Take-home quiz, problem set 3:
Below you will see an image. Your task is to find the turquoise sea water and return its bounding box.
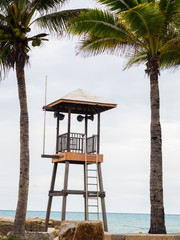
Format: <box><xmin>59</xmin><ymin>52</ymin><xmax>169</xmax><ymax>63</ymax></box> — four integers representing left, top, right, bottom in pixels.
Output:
<box><xmin>1</xmin><ymin>210</ymin><xmax>180</xmax><ymax>234</ymax></box>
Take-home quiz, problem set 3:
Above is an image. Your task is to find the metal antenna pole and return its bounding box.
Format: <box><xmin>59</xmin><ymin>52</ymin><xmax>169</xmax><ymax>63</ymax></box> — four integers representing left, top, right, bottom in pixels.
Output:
<box><xmin>43</xmin><ymin>76</ymin><xmax>48</xmax><ymax>155</ymax></box>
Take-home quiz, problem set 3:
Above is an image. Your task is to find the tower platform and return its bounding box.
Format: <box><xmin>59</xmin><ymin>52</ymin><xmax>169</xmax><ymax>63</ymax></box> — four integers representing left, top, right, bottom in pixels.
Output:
<box><xmin>52</xmin><ymin>152</ymin><xmax>103</xmax><ymax>164</ymax></box>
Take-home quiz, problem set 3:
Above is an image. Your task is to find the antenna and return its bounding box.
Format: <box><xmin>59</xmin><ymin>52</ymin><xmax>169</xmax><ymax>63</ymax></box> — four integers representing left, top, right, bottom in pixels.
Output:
<box><xmin>43</xmin><ymin>76</ymin><xmax>47</xmax><ymax>155</ymax></box>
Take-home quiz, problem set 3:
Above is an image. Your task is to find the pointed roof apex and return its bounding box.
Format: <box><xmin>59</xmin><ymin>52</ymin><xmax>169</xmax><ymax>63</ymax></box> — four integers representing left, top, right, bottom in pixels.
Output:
<box><xmin>61</xmin><ymin>88</ymin><xmax>115</xmax><ymax>105</ymax></box>
<box><xmin>44</xmin><ymin>89</ymin><xmax>117</xmax><ymax>114</ymax></box>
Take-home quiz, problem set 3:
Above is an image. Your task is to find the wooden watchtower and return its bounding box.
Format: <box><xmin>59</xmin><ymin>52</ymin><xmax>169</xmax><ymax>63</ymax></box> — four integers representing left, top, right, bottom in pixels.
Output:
<box><xmin>42</xmin><ymin>89</ymin><xmax>117</xmax><ymax>232</ymax></box>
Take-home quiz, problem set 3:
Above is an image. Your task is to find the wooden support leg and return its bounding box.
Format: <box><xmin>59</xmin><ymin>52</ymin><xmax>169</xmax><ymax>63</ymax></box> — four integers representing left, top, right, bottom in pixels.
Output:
<box><xmin>97</xmin><ymin>163</ymin><xmax>108</xmax><ymax>232</ymax></box>
<box><xmin>61</xmin><ymin>161</ymin><xmax>70</xmax><ymax>221</ymax></box>
<box><xmin>44</xmin><ymin>163</ymin><xmax>58</xmax><ymax>231</ymax></box>
<box><xmin>84</xmin><ymin>163</ymin><xmax>88</xmax><ymax>220</ymax></box>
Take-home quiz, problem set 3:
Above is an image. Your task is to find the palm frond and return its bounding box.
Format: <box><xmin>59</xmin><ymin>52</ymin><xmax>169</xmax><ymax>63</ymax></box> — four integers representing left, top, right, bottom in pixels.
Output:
<box><xmin>97</xmin><ymin>0</ymin><xmax>139</xmax><ymax>13</ymax></box>
<box><xmin>122</xmin><ymin>3</ymin><xmax>164</xmax><ymax>39</ymax></box>
<box><xmin>0</xmin><ymin>0</ymin><xmax>12</xmax><ymax>12</ymax></box>
<box><xmin>137</xmin><ymin>0</ymin><xmax>152</xmax><ymax>3</ymax></box>
<box><xmin>0</xmin><ymin>42</ymin><xmax>13</xmax><ymax>80</ymax></box>
<box><xmin>69</xmin><ymin>9</ymin><xmax>132</xmax><ymax>41</ymax></box>
<box><xmin>160</xmin><ymin>37</ymin><xmax>180</xmax><ymax>55</ymax></box>
<box><xmin>31</xmin><ymin>0</ymin><xmax>67</xmax><ymax>12</ymax></box>
<box><xmin>125</xmin><ymin>51</ymin><xmax>147</xmax><ymax>68</ymax></box>
<box><xmin>36</xmin><ymin>9</ymin><xmax>84</xmax><ymax>34</ymax></box>
<box><xmin>158</xmin><ymin>0</ymin><xmax>180</xmax><ymax>23</ymax></box>
<box><xmin>173</xmin><ymin>13</ymin><xmax>180</xmax><ymax>30</ymax></box>
<box><xmin>77</xmin><ymin>35</ymin><xmax>136</xmax><ymax>57</ymax></box>
<box><xmin>25</xmin><ymin>7</ymin><xmax>36</xmax><ymax>28</ymax></box>
<box><xmin>163</xmin><ymin>24</ymin><xmax>180</xmax><ymax>42</ymax></box>
<box><xmin>160</xmin><ymin>44</ymin><xmax>180</xmax><ymax>69</ymax></box>
<box><xmin>0</xmin><ymin>13</ymin><xmax>13</xmax><ymax>30</ymax></box>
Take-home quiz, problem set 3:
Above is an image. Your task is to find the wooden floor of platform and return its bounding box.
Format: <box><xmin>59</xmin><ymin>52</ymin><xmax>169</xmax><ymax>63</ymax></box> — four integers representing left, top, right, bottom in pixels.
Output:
<box><xmin>52</xmin><ymin>152</ymin><xmax>103</xmax><ymax>163</ymax></box>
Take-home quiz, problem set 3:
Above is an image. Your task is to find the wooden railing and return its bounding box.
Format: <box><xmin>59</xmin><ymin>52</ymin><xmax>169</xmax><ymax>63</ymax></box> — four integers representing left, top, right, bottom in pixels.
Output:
<box><xmin>58</xmin><ymin>133</ymin><xmax>97</xmax><ymax>153</ymax></box>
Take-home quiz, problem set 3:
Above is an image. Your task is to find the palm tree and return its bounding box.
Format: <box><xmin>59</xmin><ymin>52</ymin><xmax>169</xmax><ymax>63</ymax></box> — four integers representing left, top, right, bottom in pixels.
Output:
<box><xmin>0</xmin><ymin>1</ymin><xmax>84</xmax><ymax>239</ymax></box>
<box><xmin>68</xmin><ymin>0</ymin><xmax>180</xmax><ymax>234</ymax></box>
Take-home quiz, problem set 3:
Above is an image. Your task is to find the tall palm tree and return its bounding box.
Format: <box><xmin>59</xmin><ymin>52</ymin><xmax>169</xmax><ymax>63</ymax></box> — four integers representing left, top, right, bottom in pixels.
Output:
<box><xmin>0</xmin><ymin>1</ymin><xmax>83</xmax><ymax>239</ymax></box>
<box><xmin>68</xmin><ymin>0</ymin><xmax>180</xmax><ymax>234</ymax></box>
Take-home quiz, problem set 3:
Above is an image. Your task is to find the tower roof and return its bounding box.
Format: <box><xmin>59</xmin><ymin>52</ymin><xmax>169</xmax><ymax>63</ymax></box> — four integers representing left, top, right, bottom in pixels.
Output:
<box><xmin>43</xmin><ymin>89</ymin><xmax>117</xmax><ymax>114</ymax></box>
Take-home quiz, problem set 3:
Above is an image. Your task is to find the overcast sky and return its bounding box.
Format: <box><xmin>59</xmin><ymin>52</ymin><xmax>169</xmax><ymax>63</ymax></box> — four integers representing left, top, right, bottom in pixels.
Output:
<box><xmin>0</xmin><ymin>0</ymin><xmax>180</xmax><ymax>216</ymax></box>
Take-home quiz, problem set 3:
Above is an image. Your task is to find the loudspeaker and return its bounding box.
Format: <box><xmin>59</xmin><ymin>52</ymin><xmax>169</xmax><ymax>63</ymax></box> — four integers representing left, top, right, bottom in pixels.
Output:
<box><xmin>54</xmin><ymin>112</ymin><xmax>65</xmax><ymax>120</ymax></box>
<box><xmin>77</xmin><ymin>114</ymin><xmax>94</xmax><ymax>122</ymax></box>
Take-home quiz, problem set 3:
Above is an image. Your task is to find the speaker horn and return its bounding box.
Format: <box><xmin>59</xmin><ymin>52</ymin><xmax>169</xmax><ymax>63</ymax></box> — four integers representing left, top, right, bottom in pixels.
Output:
<box><xmin>54</xmin><ymin>112</ymin><xmax>65</xmax><ymax>121</ymax></box>
<box><xmin>77</xmin><ymin>114</ymin><xmax>94</xmax><ymax>122</ymax></box>
<box><xmin>59</xmin><ymin>113</ymin><xmax>65</xmax><ymax>121</ymax></box>
<box><xmin>77</xmin><ymin>115</ymin><xmax>84</xmax><ymax>122</ymax></box>
<box><xmin>87</xmin><ymin>115</ymin><xmax>94</xmax><ymax>121</ymax></box>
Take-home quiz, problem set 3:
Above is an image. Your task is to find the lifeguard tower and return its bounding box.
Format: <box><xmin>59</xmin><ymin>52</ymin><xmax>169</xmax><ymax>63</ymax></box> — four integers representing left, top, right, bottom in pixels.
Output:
<box><xmin>42</xmin><ymin>89</ymin><xmax>117</xmax><ymax>232</ymax></box>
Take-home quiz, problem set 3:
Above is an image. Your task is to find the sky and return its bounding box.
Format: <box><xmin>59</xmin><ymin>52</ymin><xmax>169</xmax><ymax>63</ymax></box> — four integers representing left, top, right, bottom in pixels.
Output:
<box><xmin>0</xmin><ymin>0</ymin><xmax>180</xmax><ymax>216</ymax></box>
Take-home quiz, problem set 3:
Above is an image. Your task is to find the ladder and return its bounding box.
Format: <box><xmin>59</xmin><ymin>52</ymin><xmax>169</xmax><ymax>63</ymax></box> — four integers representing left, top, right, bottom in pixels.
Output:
<box><xmin>84</xmin><ymin>135</ymin><xmax>100</xmax><ymax>220</ymax></box>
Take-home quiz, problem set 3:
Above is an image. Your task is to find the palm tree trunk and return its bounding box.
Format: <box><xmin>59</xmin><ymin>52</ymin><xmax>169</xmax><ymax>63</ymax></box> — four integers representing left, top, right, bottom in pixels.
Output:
<box><xmin>148</xmin><ymin>55</ymin><xmax>166</xmax><ymax>234</ymax></box>
<box><xmin>9</xmin><ymin>59</ymin><xmax>29</xmax><ymax>239</ymax></box>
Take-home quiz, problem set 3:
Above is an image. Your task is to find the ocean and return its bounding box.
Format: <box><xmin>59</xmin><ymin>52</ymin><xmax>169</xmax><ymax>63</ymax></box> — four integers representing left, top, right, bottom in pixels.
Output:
<box><xmin>0</xmin><ymin>210</ymin><xmax>180</xmax><ymax>234</ymax></box>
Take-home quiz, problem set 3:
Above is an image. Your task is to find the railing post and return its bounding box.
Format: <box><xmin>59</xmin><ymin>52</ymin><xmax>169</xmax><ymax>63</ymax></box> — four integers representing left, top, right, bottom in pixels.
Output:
<box><xmin>85</xmin><ymin>114</ymin><xmax>88</xmax><ymax>149</ymax></box>
<box><xmin>97</xmin><ymin>113</ymin><xmax>100</xmax><ymax>154</ymax></box>
<box><xmin>67</xmin><ymin>108</ymin><xmax>71</xmax><ymax>152</ymax></box>
<box><xmin>56</xmin><ymin>114</ymin><xmax>60</xmax><ymax>153</ymax></box>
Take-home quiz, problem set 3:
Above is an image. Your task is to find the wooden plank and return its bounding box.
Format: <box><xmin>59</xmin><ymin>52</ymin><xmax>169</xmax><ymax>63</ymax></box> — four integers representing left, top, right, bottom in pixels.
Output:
<box><xmin>98</xmin><ymin>163</ymin><xmax>108</xmax><ymax>232</ymax></box>
<box><xmin>46</xmin><ymin>99</ymin><xmax>117</xmax><ymax>109</ymax></box>
<box><xmin>61</xmin><ymin>161</ymin><xmax>69</xmax><ymax>221</ymax></box>
<box><xmin>41</xmin><ymin>154</ymin><xmax>63</xmax><ymax>159</ymax></box>
<box><xmin>49</xmin><ymin>191</ymin><xmax>63</xmax><ymax>196</ymax></box>
<box><xmin>44</xmin><ymin>163</ymin><xmax>58</xmax><ymax>231</ymax></box>
<box><xmin>49</xmin><ymin>190</ymin><xmax>105</xmax><ymax>196</ymax></box>
<box><xmin>52</xmin><ymin>152</ymin><xmax>103</xmax><ymax>163</ymax></box>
